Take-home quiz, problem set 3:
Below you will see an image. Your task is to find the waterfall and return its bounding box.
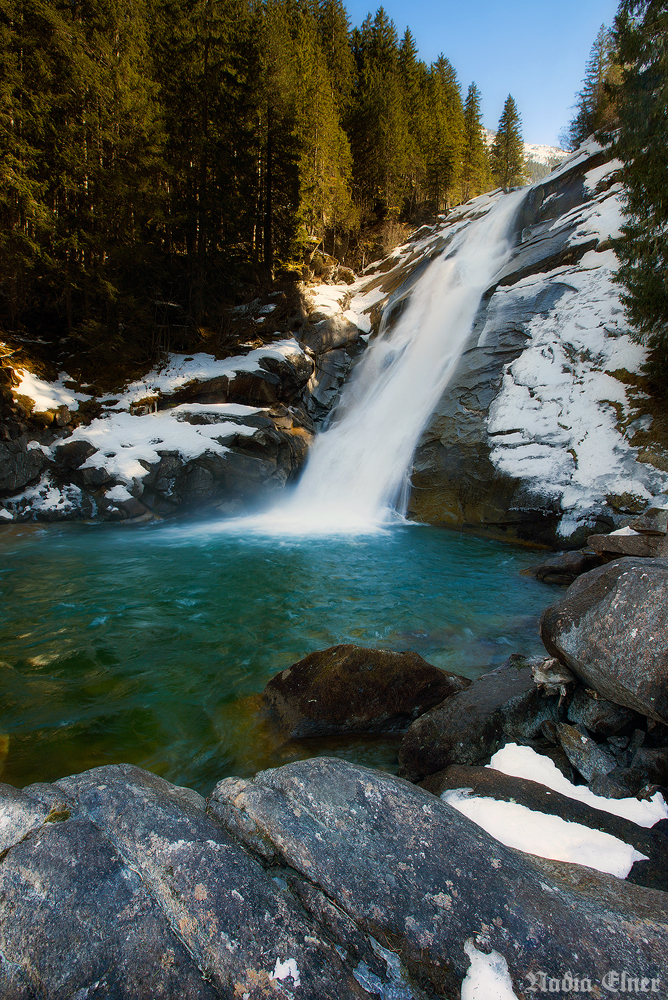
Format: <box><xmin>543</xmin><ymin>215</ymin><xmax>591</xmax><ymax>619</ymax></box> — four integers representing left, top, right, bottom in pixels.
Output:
<box><xmin>228</xmin><ymin>188</ymin><xmax>525</xmax><ymax>535</ymax></box>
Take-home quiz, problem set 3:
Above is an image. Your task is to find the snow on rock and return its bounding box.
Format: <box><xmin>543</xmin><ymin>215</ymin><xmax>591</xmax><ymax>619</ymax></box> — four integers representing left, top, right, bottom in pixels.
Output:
<box><xmin>486</xmin><ymin>175</ymin><xmax>667</xmax><ymax>538</ymax></box>
<box><xmin>488</xmin><ymin>744</ymin><xmax>668</xmax><ymax>828</ymax></box>
<box><xmin>442</xmin><ymin>788</ymin><xmax>647</xmax><ymax>878</ymax></box>
<box><xmin>119</xmin><ymin>339</ymin><xmax>305</xmax><ymax>407</ymax></box>
<box><xmin>13</xmin><ymin>368</ymin><xmax>90</xmax><ymax>412</ymax></box>
<box><xmin>65</xmin><ymin>403</ymin><xmax>260</xmax><ymax>488</ymax></box>
<box><xmin>461</xmin><ymin>941</ymin><xmax>520</xmax><ymax>1000</ymax></box>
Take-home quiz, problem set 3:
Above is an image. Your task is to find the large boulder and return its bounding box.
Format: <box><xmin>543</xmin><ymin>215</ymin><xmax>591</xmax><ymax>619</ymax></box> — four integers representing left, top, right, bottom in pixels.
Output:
<box><xmin>262</xmin><ymin>643</ymin><xmax>469</xmax><ymax>738</ymax></box>
<box><xmin>0</xmin><ymin>766</ymin><xmax>371</xmax><ymax>999</ymax></box>
<box><xmin>540</xmin><ymin>558</ymin><xmax>668</xmax><ymax>723</ymax></box>
<box><xmin>397</xmin><ymin>654</ymin><xmax>563</xmax><ymax>781</ymax></box>
<box><xmin>210</xmin><ymin>757</ymin><xmax>668</xmax><ymax>998</ymax></box>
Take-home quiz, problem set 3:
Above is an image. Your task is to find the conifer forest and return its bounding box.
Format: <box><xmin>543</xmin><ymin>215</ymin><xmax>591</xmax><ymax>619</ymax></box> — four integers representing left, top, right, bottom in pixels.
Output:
<box><xmin>0</xmin><ymin>0</ymin><xmax>666</xmax><ymax>389</ymax></box>
<box><xmin>0</xmin><ymin>0</ymin><xmax>524</xmax><ymax>363</ymax></box>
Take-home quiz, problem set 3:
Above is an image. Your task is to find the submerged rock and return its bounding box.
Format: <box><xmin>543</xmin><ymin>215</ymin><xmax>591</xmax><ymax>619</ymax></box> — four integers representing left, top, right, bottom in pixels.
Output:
<box><xmin>262</xmin><ymin>644</ymin><xmax>469</xmax><ymax>738</ymax></box>
<box><xmin>540</xmin><ymin>558</ymin><xmax>668</xmax><ymax>723</ymax></box>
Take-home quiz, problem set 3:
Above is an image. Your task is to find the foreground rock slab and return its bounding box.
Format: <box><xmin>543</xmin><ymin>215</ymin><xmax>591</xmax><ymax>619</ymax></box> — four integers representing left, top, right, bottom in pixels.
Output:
<box><xmin>0</xmin><ymin>766</ymin><xmax>371</xmax><ymax>999</ymax></box>
<box><xmin>210</xmin><ymin>757</ymin><xmax>668</xmax><ymax>998</ymax></box>
<box><xmin>262</xmin><ymin>644</ymin><xmax>469</xmax><ymax>738</ymax></box>
<box><xmin>541</xmin><ymin>558</ymin><xmax>668</xmax><ymax>723</ymax></box>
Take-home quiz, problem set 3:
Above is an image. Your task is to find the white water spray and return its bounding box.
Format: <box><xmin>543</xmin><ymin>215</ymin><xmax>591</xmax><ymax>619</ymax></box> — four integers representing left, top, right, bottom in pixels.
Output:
<box><xmin>222</xmin><ymin>189</ymin><xmax>525</xmax><ymax>536</ymax></box>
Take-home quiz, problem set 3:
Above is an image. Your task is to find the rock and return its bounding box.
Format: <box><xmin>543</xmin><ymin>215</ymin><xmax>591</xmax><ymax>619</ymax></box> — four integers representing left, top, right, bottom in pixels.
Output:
<box><xmin>0</xmin><ymin>780</ymin><xmax>220</xmax><ymax>999</ymax></box>
<box><xmin>555</xmin><ymin>722</ymin><xmax>618</xmax><ymax>782</ymax></box>
<box><xmin>0</xmin><ymin>765</ymin><xmax>372</xmax><ymax>999</ymax></box>
<box><xmin>209</xmin><ymin>757</ymin><xmax>668</xmax><ymax>996</ymax></box>
<box><xmin>417</xmin><ymin>763</ymin><xmax>668</xmax><ymax>891</ymax></box>
<box><xmin>540</xmin><ymin>558</ymin><xmax>668</xmax><ymax>723</ymax></box>
<box><xmin>305</xmin><ymin>344</ymin><xmax>364</xmax><ymax>424</ymax></box>
<box><xmin>567</xmin><ymin>686</ymin><xmax>638</xmax><ymax>736</ymax></box>
<box><xmin>631</xmin><ymin>748</ymin><xmax>668</xmax><ymax>787</ymax></box>
<box><xmin>298</xmin><ymin>315</ymin><xmax>361</xmax><ymax>355</ymax></box>
<box><xmin>397</xmin><ymin>654</ymin><xmax>563</xmax><ymax>781</ymax></box>
<box><xmin>527</xmin><ymin>548</ymin><xmax>604</xmax><ymax>585</ymax></box>
<box><xmin>262</xmin><ymin>644</ymin><xmax>470</xmax><ymax>739</ymax></box>
<box><xmin>0</xmin><ymin>436</ymin><xmax>47</xmax><ymax>493</ymax></box>
<box><xmin>589</xmin><ymin>768</ymin><xmax>646</xmax><ymax>799</ymax></box>
<box><xmin>53</xmin><ymin>438</ymin><xmax>99</xmax><ymax>469</ymax></box>
<box><xmin>630</xmin><ymin>495</ymin><xmax>668</xmax><ymax>535</ymax></box>
<box><xmin>588</xmin><ymin>531</ymin><xmax>668</xmax><ymax>558</ymax></box>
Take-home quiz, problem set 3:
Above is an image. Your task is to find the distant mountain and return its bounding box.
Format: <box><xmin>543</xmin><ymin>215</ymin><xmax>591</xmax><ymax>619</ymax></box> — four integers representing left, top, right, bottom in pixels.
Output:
<box><xmin>483</xmin><ymin>128</ymin><xmax>567</xmax><ymax>183</ymax></box>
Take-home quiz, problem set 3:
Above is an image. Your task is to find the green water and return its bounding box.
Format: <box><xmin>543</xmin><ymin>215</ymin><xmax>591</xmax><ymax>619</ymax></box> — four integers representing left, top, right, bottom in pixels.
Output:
<box><xmin>0</xmin><ymin>517</ymin><xmax>554</xmax><ymax>793</ymax></box>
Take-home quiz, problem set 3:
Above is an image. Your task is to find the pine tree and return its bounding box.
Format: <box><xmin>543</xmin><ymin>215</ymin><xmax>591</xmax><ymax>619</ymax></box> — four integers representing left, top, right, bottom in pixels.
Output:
<box><xmin>566</xmin><ymin>24</ymin><xmax>620</xmax><ymax>149</ymax></box>
<box><xmin>347</xmin><ymin>8</ymin><xmax>410</xmax><ymax>216</ymax></box>
<box><xmin>292</xmin><ymin>7</ymin><xmax>355</xmax><ymax>244</ymax></box>
<box><xmin>460</xmin><ymin>82</ymin><xmax>489</xmax><ymax>202</ymax></box>
<box><xmin>612</xmin><ymin>0</ymin><xmax>668</xmax><ymax>390</ymax></box>
<box><xmin>491</xmin><ymin>95</ymin><xmax>525</xmax><ymax>191</ymax></box>
<box><xmin>423</xmin><ymin>55</ymin><xmax>463</xmax><ymax>211</ymax></box>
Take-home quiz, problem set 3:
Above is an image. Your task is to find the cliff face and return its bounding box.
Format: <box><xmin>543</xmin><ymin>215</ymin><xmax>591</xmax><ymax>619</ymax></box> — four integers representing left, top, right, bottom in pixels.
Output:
<box><xmin>406</xmin><ymin>141</ymin><xmax>668</xmax><ymax>547</ymax></box>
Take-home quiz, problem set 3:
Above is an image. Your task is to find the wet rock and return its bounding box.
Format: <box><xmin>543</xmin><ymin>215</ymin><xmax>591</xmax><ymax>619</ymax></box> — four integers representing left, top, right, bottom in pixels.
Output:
<box><xmin>417</xmin><ymin>763</ymin><xmax>668</xmax><ymax>891</ymax></box>
<box><xmin>527</xmin><ymin>548</ymin><xmax>604</xmax><ymax>585</ymax></box>
<box><xmin>262</xmin><ymin>644</ymin><xmax>469</xmax><ymax>739</ymax></box>
<box><xmin>588</xmin><ymin>531</ymin><xmax>668</xmax><ymax>558</ymax></box>
<box><xmin>556</xmin><ymin>722</ymin><xmax>617</xmax><ymax>782</ymax></box>
<box><xmin>209</xmin><ymin>757</ymin><xmax>668</xmax><ymax>996</ymax></box>
<box><xmin>567</xmin><ymin>686</ymin><xmax>638</xmax><ymax>736</ymax></box>
<box><xmin>397</xmin><ymin>654</ymin><xmax>563</xmax><ymax>781</ymax></box>
<box><xmin>540</xmin><ymin>558</ymin><xmax>668</xmax><ymax>723</ymax></box>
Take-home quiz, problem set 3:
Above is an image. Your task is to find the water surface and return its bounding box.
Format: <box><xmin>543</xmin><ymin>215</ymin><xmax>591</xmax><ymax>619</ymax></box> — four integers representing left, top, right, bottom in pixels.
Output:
<box><xmin>0</xmin><ymin>517</ymin><xmax>553</xmax><ymax>793</ymax></box>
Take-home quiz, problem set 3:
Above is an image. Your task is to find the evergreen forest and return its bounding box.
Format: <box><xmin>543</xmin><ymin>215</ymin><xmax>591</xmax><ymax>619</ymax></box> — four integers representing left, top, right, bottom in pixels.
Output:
<box><xmin>0</xmin><ymin>0</ymin><xmax>523</xmax><ymax>367</ymax></box>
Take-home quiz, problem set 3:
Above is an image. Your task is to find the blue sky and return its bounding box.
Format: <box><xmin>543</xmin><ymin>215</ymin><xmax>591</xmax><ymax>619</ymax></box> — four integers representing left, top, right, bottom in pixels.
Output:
<box><xmin>344</xmin><ymin>0</ymin><xmax>622</xmax><ymax>147</ymax></box>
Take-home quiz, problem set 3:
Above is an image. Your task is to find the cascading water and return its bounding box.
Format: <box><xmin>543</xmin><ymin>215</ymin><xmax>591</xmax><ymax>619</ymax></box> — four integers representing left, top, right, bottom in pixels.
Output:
<box><xmin>230</xmin><ymin>188</ymin><xmax>525</xmax><ymax>535</ymax></box>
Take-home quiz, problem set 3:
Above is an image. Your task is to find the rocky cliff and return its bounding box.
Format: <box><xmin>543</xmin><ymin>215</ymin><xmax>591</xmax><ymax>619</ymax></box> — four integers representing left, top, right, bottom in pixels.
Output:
<box><xmin>2</xmin><ymin>140</ymin><xmax>667</xmax><ymax>541</ymax></box>
<box><xmin>405</xmin><ymin>141</ymin><xmax>668</xmax><ymax>547</ymax></box>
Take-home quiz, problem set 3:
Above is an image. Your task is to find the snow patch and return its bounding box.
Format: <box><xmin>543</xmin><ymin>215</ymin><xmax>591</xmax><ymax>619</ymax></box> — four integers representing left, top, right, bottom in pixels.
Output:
<box><xmin>442</xmin><ymin>789</ymin><xmax>647</xmax><ymax>878</ymax></box>
<box><xmin>461</xmin><ymin>941</ymin><xmax>519</xmax><ymax>1000</ymax></box>
<box><xmin>489</xmin><ymin>744</ymin><xmax>668</xmax><ymax>828</ymax></box>
<box><xmin>270</xmin><ymin>958</ymin><xmax>300</xmax><ymax>986</ymax></box>
<box><xmin>13</xmin><ymin>369</ymin><xmax>90</xmax><ymax>413</ymax></box>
